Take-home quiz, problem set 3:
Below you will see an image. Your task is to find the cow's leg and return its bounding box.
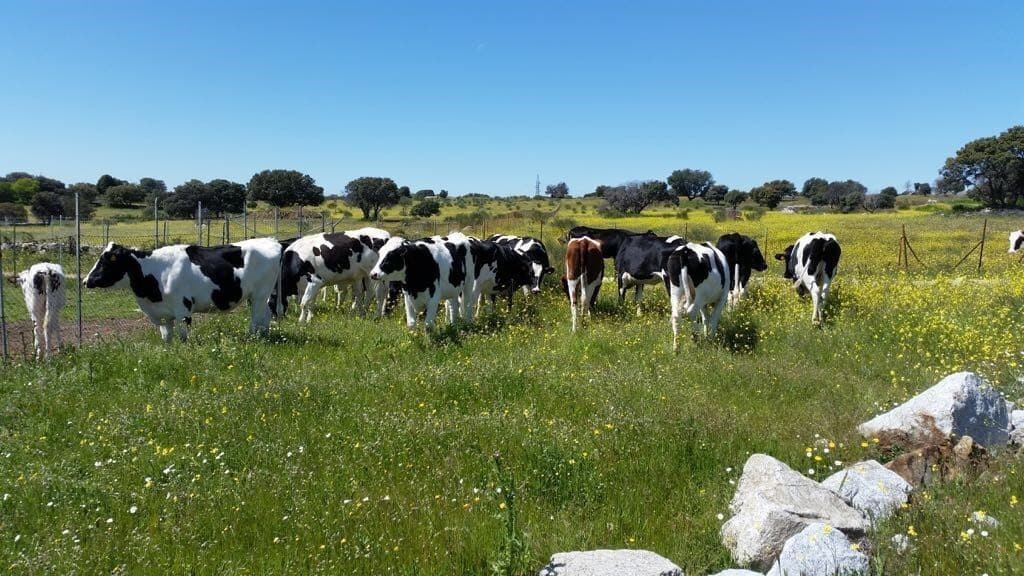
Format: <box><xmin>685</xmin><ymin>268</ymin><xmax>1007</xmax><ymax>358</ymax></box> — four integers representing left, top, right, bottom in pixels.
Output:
<box><xmin>45</xmin><ymin>301</ymin><xmax>61</xmax><ymax>357</ymax></box>
<box><xmin>176</xmin><ymin>317</ymin><xmax>190</xmax><ymax>342</ymax></box>
<box><xmin>403</xmin><ymin>293</ymin><xmax>417</xmax><ymax>330</ymax></box>
<box><xmin>373</xmin><ymin>280</ymin><xmax>387</xmax><ymax>318</ymax></box>
<box><xmin>568</xmin><ymin>278</ymin><xmax>579</xmax><ymax>332</ymax></box>
<box><xmin>670</xmin><ymin>286</ymin><xmax>682</xmax><ymax>353</ymax></box>
<box><xmin>424</xmin><ymin>295</ymin><xmax>443</xmax><ymax>334</ymax></box>
<box><xmin>31</xmin><ymin>315</ymin><xmax>44</xmax><ymax>359</ymax></box>
<box><xmin>617</xmin><ymin>274</ymin><xmax>626</xmax><ymax>306</ymax></box>
<box><xmin>707</xmin><ymin>295</ymin><xmax>727</xmax><ymax>338</ymax></box>
<box><xmin>810</xmin><ymin>284</ymin><xmax>822</xmax><ymax>325</ymax></box>
<box><xmin>248</xmin><ymin>287</ymin><xmax>274</xmax><ymax>335</ymax></box>
<box><xmin>634</xmin><ymin>284</ymin><xmax>644</xmax><ymax>316</ymax></box>
<box><xmin>819</xmin><ymin>279</ymin><xmax>831</xmax><ymax>324</ymax></box>
<box><xmin>298</xmin><ymin>277</ymin><xmax>324</xmax><ymax>323</ymax></box>
<box><xmin>350</xmin><ymin>279</ymin><xmax>369</xmax><ymax>317</ymax></box>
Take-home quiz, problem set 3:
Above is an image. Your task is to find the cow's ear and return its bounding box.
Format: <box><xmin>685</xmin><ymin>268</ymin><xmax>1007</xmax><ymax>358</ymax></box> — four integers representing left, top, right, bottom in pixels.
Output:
<box><xmin>774</xmin><ymin>253</ymin><xmax>788</xmax><ymax>261</ymax></box>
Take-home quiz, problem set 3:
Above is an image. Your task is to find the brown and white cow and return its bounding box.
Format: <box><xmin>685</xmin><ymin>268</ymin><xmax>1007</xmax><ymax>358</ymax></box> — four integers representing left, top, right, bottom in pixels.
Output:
<box><xmin>562</xmin><ymin>236</ymin><xmax>604</xmax><ymax>332</ymax></box>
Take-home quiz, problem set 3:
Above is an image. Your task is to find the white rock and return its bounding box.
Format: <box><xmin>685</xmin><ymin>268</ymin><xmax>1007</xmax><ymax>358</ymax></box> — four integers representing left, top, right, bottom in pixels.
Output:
<box><xmin>891</xmin><ymin>533</ymin><xmax>910</xmax><ymax>553</ymax></box>
<box><xmin>821</xmin><ymin>460</ymin><xmax>913</xmax><ymax>522</ymax></box>
<box><xmin>721</xmin><ymin>454</ymin><xmax>868</xmax><ymax>570</ymax></box>
<box><xmin>537</xmin><ymin>549</ymin><xmax>683</xmax><ymax>576</ymax></box>
<box><xmin>971</xmin><ymin>511</ymin><xmax>1000</xmax><ymax>527</ymax></box>
<box><xmin>1010</xmin><ymin>410</ymin><xmax>1024</xmax><ymax>446</ymax></box>
<box><xmin>857</xmin><ymin>372</ymin><xmax>1009</xmax><ymax>448</ymax></box>
<box><xmin>708</xmin><ymin>570</ymin><xmax>763</xmax><ymax>576</ymax></box>
<box><xmin>765</xmin><ymin>523</ymin><xmax>868</xmax><ymax>576</ymax></box>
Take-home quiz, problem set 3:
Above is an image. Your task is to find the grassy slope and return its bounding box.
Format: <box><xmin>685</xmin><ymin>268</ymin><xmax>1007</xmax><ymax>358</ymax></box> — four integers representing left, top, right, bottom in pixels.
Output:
<box><xmin>1</xmin><ymin>208</ymin><xmax>1023</xmax><ymax>575</ymax></box>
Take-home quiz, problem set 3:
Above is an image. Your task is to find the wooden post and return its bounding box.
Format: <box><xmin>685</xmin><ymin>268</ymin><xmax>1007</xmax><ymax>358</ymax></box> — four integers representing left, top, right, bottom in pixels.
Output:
<box><xmin>978</xmin><ymin>218</ymin><xmax>987</xmax><ymax>273</ymax></box>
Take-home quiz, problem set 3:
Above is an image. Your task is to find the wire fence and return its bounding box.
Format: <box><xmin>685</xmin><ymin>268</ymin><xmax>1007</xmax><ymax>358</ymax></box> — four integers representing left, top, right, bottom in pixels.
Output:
<box><xmin>0</xmin><ymin>197</ymin><xmax>565</xmax><ymax>362</ymax></box>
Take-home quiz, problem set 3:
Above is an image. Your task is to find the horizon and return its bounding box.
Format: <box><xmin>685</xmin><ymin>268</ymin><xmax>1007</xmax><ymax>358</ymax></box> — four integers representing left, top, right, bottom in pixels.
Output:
<box><xmin>2</xmin><ymin>1</ymin><xmax>1022</xmax><ymax>197</ymax></box>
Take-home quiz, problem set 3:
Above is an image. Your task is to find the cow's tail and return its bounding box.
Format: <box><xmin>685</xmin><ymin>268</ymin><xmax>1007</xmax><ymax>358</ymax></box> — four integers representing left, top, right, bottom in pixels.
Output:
<box><xmin>680</xmin><ymin>260</ymin><xmax>694</xmax><ymax>314</ymax></box>
<box><xmin>41</xmin><ymin>270</ymin><xmax>55</xmax><ymax>325</ymax></box>
<box><xmin>274</xmin><ymin>245</ymin><xmax>287</xmax><ymax>316</ymax></box>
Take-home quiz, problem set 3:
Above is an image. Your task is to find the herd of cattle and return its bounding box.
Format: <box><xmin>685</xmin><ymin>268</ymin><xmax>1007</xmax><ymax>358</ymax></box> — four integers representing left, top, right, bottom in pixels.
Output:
<box><xmin>7</xmin><ymin>223</ymin><xmax>860</xmax><ymax>358</ymax></box>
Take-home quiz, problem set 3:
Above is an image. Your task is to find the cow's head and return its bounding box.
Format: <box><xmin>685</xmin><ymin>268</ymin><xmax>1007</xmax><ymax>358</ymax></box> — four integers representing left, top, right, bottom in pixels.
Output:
<box><xmin>744</xmin><ymin>237</ymin><xmax>769</xmax><ymax>272</ymax></box>
<box><xmin>774</xmin><ymin>245</ymin><xmax>796</xmax><ymax>280</ymax></box>
<box><xmin>269</xmin><ymin>250</ymin><xmax>312</xmax><ymax>316</ymax></box>
<box><xmin>1010</xmin><ymin>230</ymin><xmax>1024</xmax><ymax>253</ymax></box>
<box><xmin>84</xmin><ymin>243</ymin><xmax>136</xmax><ymax>288</ymax></box>
<box><xmin>370</xmin><ymin>237</ymin><xmax>409</xmax><ymax>282</ymax></box>
<box><xmin>498</xmin><ymin>251</ymin><xmax>535</xmax><ymax>294</ymax></box>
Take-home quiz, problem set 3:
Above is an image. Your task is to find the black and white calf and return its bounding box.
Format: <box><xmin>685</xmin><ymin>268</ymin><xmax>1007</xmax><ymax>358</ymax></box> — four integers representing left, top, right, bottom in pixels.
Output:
<box><xmin>486</xmin><ymin>235</ymin><xmax>554</xmax><ymax>295</ymax></box>
<box><xmin>1009</xmin><ymin>230</ymin><xmax>1024</xmax><ymax>253</ymax></box>
<box><xmin>665</xmin><ymin>242</ymin><xmax>731</xmax><ymax>351</ymax></box>
<box><xmin>715</xmin><ymin>233</ymin><xmax>768</xmax><ymax>307</ymax></box>
<box><xmin>613</xmin><ymin>233</ymin><xmax>686</xmax><ymax>314</ymax></box>
<box><xmin>468</xmin><ymin>238</ymin><xmax>534</xmax><ymax>316</ymax></box>
<box><xmin>11</xmin><ymin>263</ymin><xmax>66</xmax><ymax>358</ymax></box>
<box><xmin>369</xmin><ymin>233</ymin><xmax>475</xmax><ymax>332</ymax></box>
<box><xmin>84</xmin><ymin>238</ymin><xmax>283</xmax><ymax>342</ymax></box>
<box><xmin>774</xmin><ymin>232</ymin><xmax>841</xmax><ymax>325</ymax></box>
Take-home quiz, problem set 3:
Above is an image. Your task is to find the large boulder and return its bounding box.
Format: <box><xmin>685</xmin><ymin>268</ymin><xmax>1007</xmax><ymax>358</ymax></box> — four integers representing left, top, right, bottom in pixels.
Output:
<box><xmin>721</xmin><ymin>455</ymin><xmax>868</xmax><ymax>570</ymax></box>
<box><xmin>821</xmin><ymin>460</ymin><xmax>913</xmax><ymax>522</ymax></box>
<box><xmin>885</xmin><ymin>435</ymin><xmax>989</xmax><ymax>488</ymax></box>
<box><xmin>1010</xmin><ymin>410</ymin><xmax>1024</xmax><ymax>446</ymax></box>
<box><xmin>537</xmin><ymin>550</ymin><xmax>683</xmax><ymax>576</ymax></box>
<box><xmin>765</xmin><ymin>523</ymin><xmax>869</xmax><ymax>576</ymax></box>
<box><xmin>857</xmin><ymin>372</ymin><xmax>1009</xmax><ymax>449</ymax></box>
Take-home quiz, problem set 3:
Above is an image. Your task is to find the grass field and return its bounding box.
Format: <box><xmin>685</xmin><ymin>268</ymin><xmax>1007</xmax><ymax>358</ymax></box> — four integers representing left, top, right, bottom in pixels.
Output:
<box><xmin>1</xmin><ymin>205</ymin><xmax>1023</xmax><ymax>574</ymax></box>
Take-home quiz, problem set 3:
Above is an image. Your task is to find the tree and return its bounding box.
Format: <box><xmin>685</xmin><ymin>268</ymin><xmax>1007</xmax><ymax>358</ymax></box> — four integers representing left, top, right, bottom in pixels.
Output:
<box><xmin>724</xmin><ymin>189</ymin><xmax>748</xmax><ymax>208</ymax></box>
<box><xmin>0</xmin><ymin>203</ymin><xmax>27</xmax><ymax>222</ymax></box>
<box><xmin>913</xmin><ymin>182</ymin><xmax>933</xmax><ymax>195</ymax></box>
<box><xmin>247</xmin><ymin>169</ymin><xmax>325</xmax><ymax>207</ymax></box>
<box><xmin>96</xmin><ymin>174</ymin><xmax>126</xmax><ymax>195</ymax></box>
<box><xmin>3</xmin><ymin>172</ymin><xmax>33</xmax><ymax>183</ymax></box>
<box><xmin>438</xmin><ymin>190</ymin><xmax>449</xmax><ymax>198</ymax></box>
<box><xmin>0</xmin><ymin>182</ymin><xmax>12</xmax><ymax>203</ymax></box>
<box><xmin>68</xmin><ymin>182</ymin><xmax>100</xmax><ymax>206</ymax></box>
<box><xmin>31</xmin><ymin>192</ymin><xmax>65</xmax><ymax>223</ymax></box>
<box><xmin>802</xmin><ymin>177</ymin><xmax>829</xmax><ymax>205</ymax></box>
<box><xmin>344</xmin><ymin>176</ymin><xmax>401</xmax><ymax>220</ymax></box>
<box><xmin>706</xmin><ymin>184</ymin><xmax>729</xmax><ymax>205</ymax></box>
<box><xmin>589</xmin><ymin>185</ymin><xmax>613</xmax><ymax>198</ymax></box>
<box><xmin>825</xmin><ymin>180</ymin><xmax>867</xmax><ymax>208</ymax></box>
<box><xmin>139</xmin><ymin>178</ymin><xmax>167</xmax><ymax>195</ymax></box>
<box><xmin>602</xmin><ymin>180</ymin><xmax>676</xmax><ymax>214</ymax></box>
<box><xmin>750</xmin><ymin>179</ymin><xmax>795</xmax><ymax>208</ymax></box>
<box><xmin>874</xmin><ymin>186</ymin><xmax>899</xmax><ymax>209</ymax></box>
<box><xmin>941</xmin><ymin>126</ymin><xmax>1024</xmax><ymax>209</ymax></box>
<box><xmin>934</xmin><ymin>176</ymin><xmax>963</xmax><ymax>196</ymax></box>
<box><xmin>545</xmin><ymin>182</ymin><xmax>569</xmax><ymax>198</ymax></box>
<box><xmin>399</xmin><ymin>186</ymin><xmax>411</xmax><ymax>198</ymax></box>
<box><xmin>411</xmin><ymin>198</ymin><xmax>441</xmax><ymax>218</ymax></box>
<box><xmin>11</xmin><ymin>178</ymin><xmax>40</xmax><ymax>203</ymax></box>
<box><xmin>667</xmin><ymin>169</ymin><xmax>714</xmax><ymax>199</ymax></box>
<box><xmin>63</xmin><ymin>191</ymin><xmax>96</xmax><ymax>220</ymax></box>
<box><xmin>414</xmin><ymin>189</ymin><xmax>436</xmax><ymax>199</ymax></box>
<box><xmin>105</xmin><ymin>184</ymin><xmax>147</xmax><ymax>207</ymax></box>
<box><xmin>206</xmin><ymin>179</ymin><xmax>247</xmax><ymax>215</ymax></box>
<box><xmin>35</xmin><ymin>175</ymin><xmax>65</xmax><ymax>193</ymax></box>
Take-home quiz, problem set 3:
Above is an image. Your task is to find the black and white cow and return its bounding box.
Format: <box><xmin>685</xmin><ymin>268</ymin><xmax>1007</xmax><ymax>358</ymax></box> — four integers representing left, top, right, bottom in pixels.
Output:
<box><xmin>565</xmin><ymin>226</ymin><xmax>651</xmax><ymax>259</ymax></box>
<box><xmin>275</xmin><ymin>227</ymin><xmax>390</xmax><ymax>323</ymax></box>
<box><xmin>468</xmin><ymin>238</ymin><xmax>535</xmax><ymax>316</ymax></box>
<box><xmin>715</xmin><ymin>233</ymin><xmax>768</xmax><ymax>307</ymax></box>
<box><xmin>613</xmin><ymin>233</ymin><xmax>686</xmax><ymax>314</ymax></box>
<box><xmin>1008</xmin><ymin>230</ymin><xmax>1024</xmax><ymax>253</ymax></box>
<box><xmin>665</xmin><ymin>242</ymin><xmax>731</xmax><ymax>351</ymax></box>
<box><xmin>369</xmin><ymin>233</ymin><xmax>475</xmax><ymax>333</ymax></box>
<box><xmin>774</xmin><ymin>232</ymin><xmax>841</xmax><ymax>325</ymax></box>
<box><xmin>84</xmin><ymin>238</ymin><xmax>283</xmax><ymax>342</ymax></box>
<box><xmin>11</xmin><ymin>262</ymin><xmax>66</xmax><ymax>358</ymax></box>
<box><xmin>486</xmin><ymin>235</ymin><xmax>555</xmax><ymax>295</ymax></box>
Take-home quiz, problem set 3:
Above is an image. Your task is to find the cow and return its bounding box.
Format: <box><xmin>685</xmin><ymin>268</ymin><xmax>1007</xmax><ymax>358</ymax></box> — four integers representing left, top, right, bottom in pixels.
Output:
<box><xmin>468</xmin><ymin>238</ymin><xmax>535</xmax><ymax>316</ymax></box>
<box><xmin>369</xmin><ymin>233</ymin><xmax>475</xmax><ymax>333</ymax></box>
<box><xmin>665</xmin><ymin>242</ymin><xmax>731</xmax><ymax>351</ymax></box>
<box><xmin>774</xmin><ymin>232</ymin><xmax>841</xmax><ymax>325</ymax></box>
<box><xmin>565</xmin><ymin>226</ymin><xmax>651</xmax><ymax>259</ymax></box>
<box><xmin>613</xmin><ymin>233</ymin><xmax>686</xmax><ymax>314</ymax></box>
<box><xmin>274</xmin><ymin>227</ymin><xmax>390</xmax><ymax>323</ymax></box>
<box><xmin>1009</xmin><ymin>230</ymin><xmax>1024</xmax><ymax>253</ymax></box>
<box><xmin>83</xmin><ymin>238</ymin><xmax>282</xmax><ymax>342</ymax></box>
<box><xmin>486</xmin><ymin>235</ymin><xmax>555</xmax><ymax>295</ymax></box>
<box><xmin>715</xmin><ymin>233</ymin><xmax>769</xmax><ymax>307</ymax></box>
<box><xmin>563</xmin><ymin>236</ymin><xmax>604</xmax><ymax>332</ymax></box>
<box><xmin>11</xmin><ymin>262</ymin><xmax>66</xmax><ymax>359</ymax></box>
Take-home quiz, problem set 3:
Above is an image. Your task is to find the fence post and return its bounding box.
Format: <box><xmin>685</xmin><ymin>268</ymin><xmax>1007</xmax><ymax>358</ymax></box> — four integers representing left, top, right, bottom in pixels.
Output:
<box><xmin>154</xmin><ymin>196</ymin><xmax>159</xmax><ymax>248</ymax></box>
<box><xmin>274</xmin><ymin>207</ymin><xmax>279</xmax><ymax>238</ymax></box>
<box><xmin>321</xmin><ymin>212</ymin><xmax>326</xmax><ymax>233</ymax></box>
<box><xmin>225</xmin><ymin>216</ymin><xmax>230</xmax><ymax>244</ymax></box>
<box><xmin>978</xmin><ymin>218</ymin><xmax>987</xmax><ymax>273</ymax></box>
<box><xmin>298</xmin><ymin>207</ymin><xmax>304</xmax><ymax>236</ymax></box>
<box><xmin>197</xmin><ymin>201</ymin><xmax>203</xmax><ymax>245</ymax></box>
<box><xmin>243</xmin><ymin>202</ymin><xmax>248</xmax><ymax>240</ymax></box>
<box><xmin>0</xmin><ymin>236</ymin><xmax>8</xmax><ymax>362</ymax></box>
<box><xmin>76</xmin><ymin>192</ymin><xmax>83</xmax><ymax>347</ymax></box>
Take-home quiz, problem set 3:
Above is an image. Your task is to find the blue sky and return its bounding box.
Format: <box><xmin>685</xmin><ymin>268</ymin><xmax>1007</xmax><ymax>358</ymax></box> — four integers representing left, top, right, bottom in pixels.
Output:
<box><xmin>2</xmin><ymin>0</ymin><xmax>1022</xmax><ymax>196</ymax></box>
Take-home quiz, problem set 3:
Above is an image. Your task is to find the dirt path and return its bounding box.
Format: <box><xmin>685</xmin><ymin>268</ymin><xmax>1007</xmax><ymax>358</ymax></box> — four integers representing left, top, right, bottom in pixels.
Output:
<box><xmin>1</xmin><ymin>316</ymin><xmax>151</xmax><ymax>359</ymax></box>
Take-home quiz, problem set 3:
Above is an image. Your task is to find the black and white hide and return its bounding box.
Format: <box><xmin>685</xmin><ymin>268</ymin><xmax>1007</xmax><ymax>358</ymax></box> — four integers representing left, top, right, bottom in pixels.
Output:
<box><xmin>12</xmin><ymin>262</ymin><xmax>66</xmax><ymax>358</ymax></box>
<box><xmin>84</xmin><ymin>238</ymin><xmax>282</xmax><ymax>342</ymax></box>
<box><xmin>665</xmin><ymin>242</ymin><xmax>730</xmax><ymax>350</ymax></box>
<box><xmin>774</xmin><ymin>232</ymin><xmax>841</xmax><ymax>325</ymax></box>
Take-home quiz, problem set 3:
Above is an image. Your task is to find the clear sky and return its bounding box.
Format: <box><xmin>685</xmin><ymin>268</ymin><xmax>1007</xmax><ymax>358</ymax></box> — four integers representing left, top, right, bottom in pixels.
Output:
<box><xmin>2</xmin><ymin>0</ymin><xmax>1022</xmax><ymax>197</ymax></box>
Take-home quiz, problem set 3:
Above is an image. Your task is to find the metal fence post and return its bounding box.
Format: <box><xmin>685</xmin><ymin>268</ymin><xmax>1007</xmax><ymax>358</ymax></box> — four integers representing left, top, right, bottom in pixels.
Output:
<box><xmin>321</xmin><ymin>212</ymin><xmax>326</xmax><ymax>233</ymax></box>
<box><xmin>274</xmin><ymin>207</ymin><xmax>279</xmax><ymax>238</ymax></box>
<box><xmin>76</xmin><ymin>192</ymin><xmax>82</xmax><ymax>347</ymax></box>
<box><xmin>0</xmin><ymin>237</ymin><xmax>8</xmax><ymax>362</ymax></box>
<box><xmin>298</xmin><ymin>207</ymin><xmax>304</xmax><ymax>237</ymax></box>
<box><xmin>197</xmin><ymin>201</ymin><xmax>203</xmax><ymax>245</ymax></box>
<box><xmin>154</xmin><ymin>196</ymin><xmax>159</xmax><ymax>248</ymax></box>
<box><xmin>243</xmin><ymin>202</ymin><xmax>248</xmax><ymax>239</ymax></box>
